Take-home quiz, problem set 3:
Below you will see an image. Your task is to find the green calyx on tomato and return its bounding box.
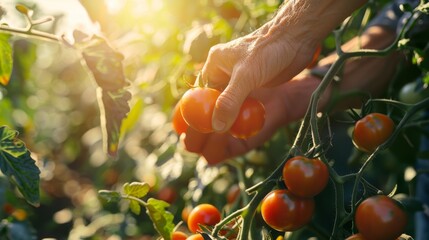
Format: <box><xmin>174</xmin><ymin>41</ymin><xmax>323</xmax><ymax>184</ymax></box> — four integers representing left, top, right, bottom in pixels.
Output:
<box><xmin>282</xmin><ymin>156</ymin><xmax>329</xmax><ymax>198</ymax></box>
<box><xmin>261</xmin><ymin>189</ymin><xmax>314</xmax><ymax>232</ymax></box>
<box><xmin>355</xmin><ymin>195</ymin><xmax>407</xmax><ymax>240</ymax></box>
<box><xmin>352</xmin><ymin>113</ymin><xmax>394</xmax><ymax>153</ymax></box>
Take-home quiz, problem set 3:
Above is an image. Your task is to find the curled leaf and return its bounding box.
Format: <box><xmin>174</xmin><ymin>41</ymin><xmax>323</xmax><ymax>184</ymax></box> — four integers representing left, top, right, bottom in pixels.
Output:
<box><xmin>0</xmin><ymin>126</ymin><xmax>40</xmax><ymax>207</ymax></box>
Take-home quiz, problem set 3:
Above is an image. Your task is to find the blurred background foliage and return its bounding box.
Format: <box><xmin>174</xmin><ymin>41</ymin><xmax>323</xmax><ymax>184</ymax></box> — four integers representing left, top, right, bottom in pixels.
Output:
<box><xmin>0</xmin><ymin>0</ymin><xmax>425</xmax><ymax>239</ymax></box>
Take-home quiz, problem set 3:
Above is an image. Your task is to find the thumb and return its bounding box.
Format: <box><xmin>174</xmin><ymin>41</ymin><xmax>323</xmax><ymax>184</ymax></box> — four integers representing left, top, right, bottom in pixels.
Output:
<box><xmin>212</xmin><ymin>69</ymin><xmax>253</xmax><ymax>132</ymax></box>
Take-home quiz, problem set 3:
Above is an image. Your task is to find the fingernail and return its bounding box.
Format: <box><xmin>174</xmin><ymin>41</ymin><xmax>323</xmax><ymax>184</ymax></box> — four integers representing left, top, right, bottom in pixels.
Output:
<box><xmin>213</xmin><ymin>118</ymin><xmax>226</xmax><ymax>132</ymax></box>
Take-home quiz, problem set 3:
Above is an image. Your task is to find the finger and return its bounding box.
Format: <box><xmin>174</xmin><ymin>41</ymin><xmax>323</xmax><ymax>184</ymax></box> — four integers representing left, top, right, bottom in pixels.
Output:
<box><xmin>182</xmin><ymin>128</ymin><xmax>209</xmax><ymax>154</ymax></box>
<box><xmin>201</xmin><ymin>132</ymin><xmax>231</xmax><ymax>165</ymax></box>
<box><xmin>211</xmin><ymin>63</ymin><xmax>255</xmax><ymax>132</ymax></box>
<box><xmin>201</xmin><ymin>44</ymin><xmax>233</xmax><ymax>90</ymax></box>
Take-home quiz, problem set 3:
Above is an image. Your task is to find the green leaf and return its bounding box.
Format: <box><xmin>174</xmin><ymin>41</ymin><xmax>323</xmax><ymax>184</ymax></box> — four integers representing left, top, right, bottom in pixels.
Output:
<box><xmin>146</xmin><ymin>198</ymin><xmax>175</xmax><ymax>240</ymax></box>
<box><xmin>129</xmin><ymin>199</ymin><xmax>141</xmax><ymax>215</ymax></box>
<box><xmin>98</xmin><ymin>190</ymin><xmax>122</xmax><ymax>202</ymax></box>
<box><xmin>123</xmin><ymin>182</ymin><xmax>150</xmax><ymax>198</ymax></box>
<box><xmin>0</xmin><ymin>126</ymin><xmax>40</xmax><ymax>207</ymax></box>
<box><xmin>76</xmin><ymin>35</ymin><xmax>131</xmax><ymax>157</ymax></box>
<box><xmin>0</xmin><ymin>34</ymin><xmax>12</xmax><ymax>86</ymax></box>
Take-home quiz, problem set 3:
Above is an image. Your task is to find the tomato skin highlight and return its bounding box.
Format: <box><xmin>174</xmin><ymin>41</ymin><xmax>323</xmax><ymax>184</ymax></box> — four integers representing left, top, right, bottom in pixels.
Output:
<box><xmin>282</xmin><ymin>156</ymin><xmax>329</xmax><ymax>198</ymax></box>
<box><xmin>355</xmin><ymin>195</ymin><xmax>407</xmax><ymax>240</ymax></box>
<box><xmin>352</xmin><ymin>113</ymin><xmax>394</xmax><ymax>153</ymax></box>
<box><xmin>261</xmin><ymin>189</ymin><xmax>315</xmax><ymax>231</ymax></box>
<box><xmin>181</xmin><ymin>88</ymin><xmax>221</xmax><ymax>133</ymax></box>
<box><xmin>186</xmin><ymin>234</ymin><xmax>204</xmax><ymax>240</ymax></box>
<box><xmin>229</xmin><ymin>97</ymin><xmax>265</xmax><ymax>139</ymax></box>
<box><xmin>187</xmin><ymin>203</ymin><xmax>221</xmax><ymax>233</ymax></box>
<box><xmin>172</xmin><ymin>231</ymin><xmax>188</xmax><ymax>240</ymax></box>
<box><xmin>172</xmin><ymin>101</ymin><xmax>188</xmax><ymax>135</ymax></box>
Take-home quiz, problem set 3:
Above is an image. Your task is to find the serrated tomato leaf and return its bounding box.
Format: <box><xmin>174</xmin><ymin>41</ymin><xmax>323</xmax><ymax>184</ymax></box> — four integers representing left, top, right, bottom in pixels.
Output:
<box><xmin>0</xmin><ymin>126</ymin><xmax>40</xmax><ymax>207</ymax></box>
<box><xmin>0</xmin><ymin>33</ymin><xmax>12</xmax><ymax>86</ymax></box>
<box><xmin>129</xmin><ymin>199</ymin><xmax>141</xmax><ymax>215</ymax></box>
<box><xmin>146</xmin><ymin>198</ymin><xmax>175</xmax><ymax>240</ymax></box>
<box><xmin>97</xmin><ymin>88</ymin><xmax>131</xmax><ymax>157</ymax></box>
<box><xmin>123</xmin><ymin>182</ymin><xmax>150</xmax><ymax>198</ymax></box>
<box><xmin>98</xmin><ymin>190</ymin><xmax>122</xmax><ymax>202</ymax></box>
<box><xmin>76</xmin><ymin>35</ymin><xmax>131</xmax><ymax>157</ymax></box>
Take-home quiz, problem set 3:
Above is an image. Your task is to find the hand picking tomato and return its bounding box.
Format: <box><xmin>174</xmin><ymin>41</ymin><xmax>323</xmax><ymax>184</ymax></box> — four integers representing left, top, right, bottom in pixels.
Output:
<box><xmin>180</xmin><ymin>87</ymin><xmax>221</xmax><ymax>133</ymax></box>
<box><xmin>352</xmin><ymin>113</ymin><xmax>394</xmax><ymax>153</ymax></box>
<box><xmin>355</xmin><ymin>195</ymin><xmax>407</xmax><ymax>240</ymax></box>
<box><xmin>261</xmin><ymin>189</ymin><xmax>314</xmax><ymax>232</ymax></box>
<box><xmin>282</xmin><ymin>156</ymin><xmax>329</xmax><ymax>198</ymax></box>
<box><xmin>172</xmin><ymin>100</ymin><xmax>188</xmax><ymax>135</ymax></box>
<box><xmin>172</xmin><ymin>231</ymin><xmax>188</xmax><ymax>240</ymax></box>
<box><xmin>229</xmin><ymin>97</ymin><xmax>265</xmax><ymax>139</ymax></box>
<box><xmin>187</xmin><ymin>203</ymin><xmax>221</xmax><ymax>233</ymax></box>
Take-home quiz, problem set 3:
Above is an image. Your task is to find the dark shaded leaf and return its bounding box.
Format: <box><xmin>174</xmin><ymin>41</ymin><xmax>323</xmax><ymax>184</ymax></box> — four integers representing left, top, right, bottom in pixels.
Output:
<box><xmin>98</xmin><ymin>190</ymin><xmax>122</xmax><ymax>202</ymax></box>
<box><xmin>0</xmin><ymin>33</ymin><xmax>12</xmax><ymax>86</ymax></box>
<box><xmin>0</xmin><ymin>126</ymin><xmax>40</xmax><ymax>207</ymax></box>
<box><xmin>76</xmin><ymin>35</ymin><xmax>131</xmax><ymax>157</ymax></box>
<box><xmin>146</xmin><ymin>198</ymin><xmax>175</xmax><ymax>240</ymax></box>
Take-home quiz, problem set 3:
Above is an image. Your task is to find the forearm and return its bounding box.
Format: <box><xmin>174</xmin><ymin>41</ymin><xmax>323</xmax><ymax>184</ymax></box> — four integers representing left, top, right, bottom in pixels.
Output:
<box><xmin>258</xmin><ymin>0</ymin><xmax>368</xmax><ymax>44</ymax></box>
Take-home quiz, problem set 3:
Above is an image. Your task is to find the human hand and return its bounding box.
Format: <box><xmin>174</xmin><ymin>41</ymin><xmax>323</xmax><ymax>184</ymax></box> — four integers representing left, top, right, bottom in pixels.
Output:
<box><xmin>201</xmin><ymin>0</ymin><xmax>367</xmax><ymax>133</ymax></box>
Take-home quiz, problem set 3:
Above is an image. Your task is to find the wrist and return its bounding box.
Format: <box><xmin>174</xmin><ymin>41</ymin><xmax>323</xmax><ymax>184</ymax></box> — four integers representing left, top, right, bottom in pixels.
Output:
<box><xmin>267</xmin><ymin>0</ymin><xmax>368</xmax><ymax>43</ymax></box>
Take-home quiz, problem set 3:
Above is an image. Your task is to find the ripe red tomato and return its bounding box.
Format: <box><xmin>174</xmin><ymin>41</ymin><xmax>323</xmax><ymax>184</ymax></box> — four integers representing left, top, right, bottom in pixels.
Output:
<box><xmin>180</xmin><ymin>87</ymin><xmax>221</xmax><ymax>133</ymax></box>
<box><xmin>186</xmin><ymin>234</ymin><xmax>204</xmax><ymax>240</ymax></box>
<box><xmin>157</xmin><ymin>186</ymin><xmax>178</xmax><ymax>204</ymax></box>
<box><xmin>261</xmin><ymin>189</ymin><xmax>314</xmax><ymax>231</ymax></box>
<box><xmin>229</xmin><ymin>97</ymin><xmax>265</xmax><ymax>139</ymax></box>
<box><xmin>172</xmin><ymin>100</ymin><xmax>188</xmax><ymax>135</ymax></box>
<box><xmin>226</xmin><ymin>184</ymin><xmax>241</xmax><ymax>204</ymax></box>
<box><xmin>282</xmin><ymin>156</ymin><xmax>329</xmax><ymax>198</ymax></box>
<box><xmin>187</xmin><ymin>203</ymin><xmax>221</xmax><ymax>233</ymax></box>
<box><xmin>352</xmin><ymin>113</ymin><xmax>394</xmax><ymax>153</ymax></box>
<box><xmin>355</xmin><ymin>195</ymin><xmax>407</xmax><ymax>240</ymax></box>
<box><xmin>172</xmin><ymin>231</ymin><xmax>188</xmax><ymax>240</ymax></box>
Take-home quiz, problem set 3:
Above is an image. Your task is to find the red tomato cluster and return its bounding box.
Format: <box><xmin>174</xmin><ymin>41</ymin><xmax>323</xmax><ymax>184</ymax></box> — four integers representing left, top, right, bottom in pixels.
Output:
<box><xmin>261</xmin><ymin>156</ymin><xmax>329</xmax><ymax>232</ymax></box>
<box><xmin>354</xmin><ymin>195</ymin><xmax>407</xmax><ymax>240</ymax></box>
<box><xmin>352</xmin><ymin>113</ymin><xmax>394</xmax><ymax>153</ymax></box>
<box><xmin>172</xmin><ymin>87</ymin><xmax>265</xmax><ymax>139</ymax></box>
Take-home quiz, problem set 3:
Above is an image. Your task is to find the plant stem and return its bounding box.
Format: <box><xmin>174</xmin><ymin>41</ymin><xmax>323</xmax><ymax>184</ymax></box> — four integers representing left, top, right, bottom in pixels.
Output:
<box><xmin>0</xmin><ymin>25</ymin><xmax>61</xmax><ymax>42</ymax></box>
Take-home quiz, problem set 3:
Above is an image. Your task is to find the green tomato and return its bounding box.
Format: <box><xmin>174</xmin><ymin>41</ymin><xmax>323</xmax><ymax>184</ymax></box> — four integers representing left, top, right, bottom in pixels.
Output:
<box><xmin>398</xmin><ymin>80</ymin><xmax>427</xmax><ymax>104</ymax></box>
